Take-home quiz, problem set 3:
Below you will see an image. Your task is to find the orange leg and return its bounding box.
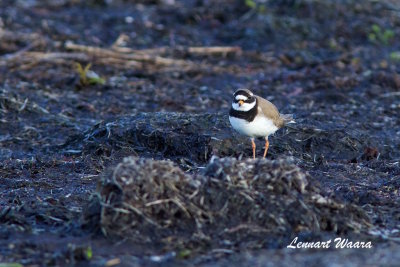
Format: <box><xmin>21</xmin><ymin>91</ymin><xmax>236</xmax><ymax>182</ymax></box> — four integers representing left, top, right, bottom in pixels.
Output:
<box><xmin>263</xmin><ymin>138</ymin><xmax>269</xmax><ymax>158</ymax></box>
<box><xmin>251</xmin><ymin>138</ymin><xmax>256</xmax><ymax>159</ymax></box>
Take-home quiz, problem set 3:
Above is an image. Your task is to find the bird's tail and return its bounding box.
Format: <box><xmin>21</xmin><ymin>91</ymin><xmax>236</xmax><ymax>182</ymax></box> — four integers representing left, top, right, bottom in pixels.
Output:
<box><xmin>281</xmin><ymin>113</ymin><xmax>295</xmax><ymax>124</ymax></box>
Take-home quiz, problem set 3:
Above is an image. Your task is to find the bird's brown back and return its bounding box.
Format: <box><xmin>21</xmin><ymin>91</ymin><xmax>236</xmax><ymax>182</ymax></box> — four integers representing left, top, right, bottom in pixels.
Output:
<box><xmin>255</xmin><ymin>95</ymin><xmax>285</xmax><ymax>128</ymax></box>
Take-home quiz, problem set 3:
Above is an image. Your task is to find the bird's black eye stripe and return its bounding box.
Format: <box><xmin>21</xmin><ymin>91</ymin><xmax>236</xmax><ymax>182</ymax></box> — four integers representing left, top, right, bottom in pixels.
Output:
<box><xmin>233</xmin><ymin>97</ymin><xmax>254</xmax><ymax>104</ymax></box>
<box><xmin>233</xmin><ymin>98</ymin><xmax>246</xmax><ymax>103</ymax></box>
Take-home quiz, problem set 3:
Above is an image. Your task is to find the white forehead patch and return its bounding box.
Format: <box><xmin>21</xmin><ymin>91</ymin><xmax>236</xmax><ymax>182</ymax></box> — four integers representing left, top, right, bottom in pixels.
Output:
<box><xmin>235</xmin><ymin>95</ymin><xmax>248</xmax><ymax>101</ymax></box>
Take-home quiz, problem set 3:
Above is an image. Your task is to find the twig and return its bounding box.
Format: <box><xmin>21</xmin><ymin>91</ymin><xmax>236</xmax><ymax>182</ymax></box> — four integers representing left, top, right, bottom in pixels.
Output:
<box><xmin>65</xmin><ymin>41</ymin><xmax>196</xmax><ymax>67</ymax></box>
<box><xmin>145</xmin><ymin>198</ymin><xmax>191</xmax><ymax>218</ymax></box>
<box><xmin>0</xmin><ymin>52</ymin><xmax>90</xmax><ymax>68</ymax></box>
<box><xmin>121</xmin><ymin>202</ymin><xmax>160</xmax><ymax>227</ymax></box>
<box><xmin>112</xmin><ymin>45</ymin><xmax>242</xmax><ymax>56</ymax></box>
<box><xmin>224</xmin><ymin>223</ymin><xmax>269</xmax><ymax>233</ymax></box>
<box><xmin>187</xmin><ymin>46</ymin><xmax>242</xmax><ymax>56</ymax></box>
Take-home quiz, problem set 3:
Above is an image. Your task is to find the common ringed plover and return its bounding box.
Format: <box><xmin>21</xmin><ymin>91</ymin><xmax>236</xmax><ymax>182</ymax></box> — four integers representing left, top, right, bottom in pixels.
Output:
<box><xmin>229</xmin><ymin>88</ymin><xmax>293</xmax><ymax>158</ymax></box>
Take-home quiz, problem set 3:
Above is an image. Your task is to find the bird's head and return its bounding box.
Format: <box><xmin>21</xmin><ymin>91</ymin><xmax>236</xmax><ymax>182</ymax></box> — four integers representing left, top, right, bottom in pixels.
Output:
<box><xmin>232</xmin><ymin>88</ymin><xmax>256</xmax><ymax>111</ymax></box>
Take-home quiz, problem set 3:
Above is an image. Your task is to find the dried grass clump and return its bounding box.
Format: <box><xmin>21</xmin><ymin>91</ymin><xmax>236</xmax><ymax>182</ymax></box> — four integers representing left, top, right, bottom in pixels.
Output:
<box><xmin>203</xmin><ymin>156</ymin><xmax>308</xmax><ymax>193</ymax></box>
<box><xmin>201</xmin><ymin>157</ymin><xmax>371</xmax><ymax>236</ymax></box>
<box><xmin>98</xmin><ymin>157</ymin><xmax>203</xmax><ymax>239</ymax></box>
<box><xmin>91</xmin><ymin>156</ymin><xmax>371</xmax><ymax>249</ymax></box>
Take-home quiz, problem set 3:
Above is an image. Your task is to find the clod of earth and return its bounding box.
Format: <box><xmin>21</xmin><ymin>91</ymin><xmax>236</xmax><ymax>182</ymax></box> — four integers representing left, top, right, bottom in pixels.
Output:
<box><xmin>84</xmin><ymin>156</ymin><xmax>372</xmax><ymax>254</ymax></box>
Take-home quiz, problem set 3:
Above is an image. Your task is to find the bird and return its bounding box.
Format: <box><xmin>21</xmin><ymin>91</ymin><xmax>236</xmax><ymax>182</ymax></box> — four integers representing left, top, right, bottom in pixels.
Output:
<box><xmin>229</xmin><ymin>88</ymin><xmax>293</xmax><ymax>159</ymax></box>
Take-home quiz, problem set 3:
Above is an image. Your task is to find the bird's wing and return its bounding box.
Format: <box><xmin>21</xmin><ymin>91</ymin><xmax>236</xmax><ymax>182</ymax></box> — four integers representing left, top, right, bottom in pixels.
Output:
<box><xmin>255</xmin><ymin>96</ymin><xmax>280</xmax><ymax>119</ymax></box>
<box><xmin>255</xmin><ymin>95</ymin><xmax>284</xmax><ymax>127</ymax></box>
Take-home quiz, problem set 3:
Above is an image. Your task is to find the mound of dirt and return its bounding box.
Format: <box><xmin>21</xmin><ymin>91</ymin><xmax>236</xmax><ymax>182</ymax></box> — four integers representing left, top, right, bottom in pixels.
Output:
<box><xmin>85</xmin><ymin>156</ymin><xmax>371</xmax><ymax>253</ymax></box>
<box><xmin>65</xmin><ymin>112</ymin><xmax>247</xmax><ymax>170</ymax></box>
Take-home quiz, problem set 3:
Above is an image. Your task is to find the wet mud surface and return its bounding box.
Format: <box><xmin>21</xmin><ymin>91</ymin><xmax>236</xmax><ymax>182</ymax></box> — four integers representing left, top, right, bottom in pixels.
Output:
<box><xmin>1</xmin><ymin>0</ymin><xmax>400</xmax><ymax>266</ymax></box>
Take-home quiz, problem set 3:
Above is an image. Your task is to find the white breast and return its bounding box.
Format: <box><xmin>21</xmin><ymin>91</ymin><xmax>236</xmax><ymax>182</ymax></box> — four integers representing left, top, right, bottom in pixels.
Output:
<box><xmin>229</xmin><ymin>115</ymin><xmax>278</xmax><ymax>138</ymax></box>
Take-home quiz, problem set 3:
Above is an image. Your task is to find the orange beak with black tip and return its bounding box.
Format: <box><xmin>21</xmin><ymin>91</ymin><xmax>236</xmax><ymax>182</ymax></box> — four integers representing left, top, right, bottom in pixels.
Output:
<box><xmin>238</xmin><ymin>100</ymin><xmax>244</xmax><ymax>107</ymax></box>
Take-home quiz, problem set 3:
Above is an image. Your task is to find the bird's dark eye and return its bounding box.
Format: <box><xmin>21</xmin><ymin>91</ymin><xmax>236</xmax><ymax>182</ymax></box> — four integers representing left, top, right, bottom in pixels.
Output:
<box><xmin>244</xmin><ymin>97</ymin><xmax>254</xmax><ymax>103</ymax></box>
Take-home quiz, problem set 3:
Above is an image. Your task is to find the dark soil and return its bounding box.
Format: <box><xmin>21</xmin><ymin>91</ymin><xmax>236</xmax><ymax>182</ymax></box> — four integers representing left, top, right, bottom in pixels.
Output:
<box><xmin>1</xmin><ymin>0</ymin><xmax>400</xmax><ymax>266</ymax></box>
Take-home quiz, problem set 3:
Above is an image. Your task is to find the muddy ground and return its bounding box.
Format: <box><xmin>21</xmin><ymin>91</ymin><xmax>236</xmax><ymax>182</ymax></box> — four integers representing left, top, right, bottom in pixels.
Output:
<box><xmin>0</xmin><ymin>0</ymin><xmax>400</xmax><ymax>266</ymax></box>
